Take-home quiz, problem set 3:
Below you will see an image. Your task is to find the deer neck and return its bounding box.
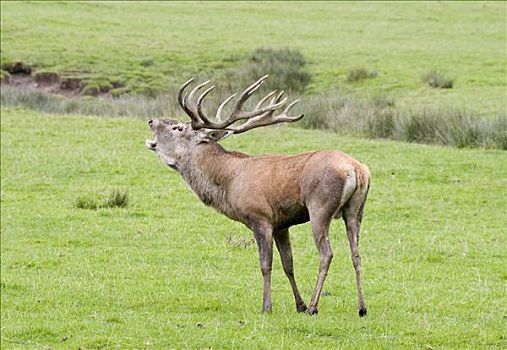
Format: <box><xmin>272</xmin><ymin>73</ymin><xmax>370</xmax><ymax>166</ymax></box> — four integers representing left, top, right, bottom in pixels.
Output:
<box><xmin>177</xmin><ymin>142</ymin><xmax>247</xmax><ymax>215</ymax></box>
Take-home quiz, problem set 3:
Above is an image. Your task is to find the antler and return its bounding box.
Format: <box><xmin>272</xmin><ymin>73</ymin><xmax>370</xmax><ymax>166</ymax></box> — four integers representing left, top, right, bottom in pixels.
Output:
<box><xmin>177</xmin><ymin>75</ymin><xmax>304</xmax><ymax>134</ymax></box>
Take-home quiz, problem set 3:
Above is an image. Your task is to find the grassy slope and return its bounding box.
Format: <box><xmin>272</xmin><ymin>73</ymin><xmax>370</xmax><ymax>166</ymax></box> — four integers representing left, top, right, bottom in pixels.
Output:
<box><xmin>1</xmin><ymin>108</ymin><xmax>506</xmax><ymax>349</ymax></box>
<box><xmin>1</xmin><ymin>1</ymin><xmax>506</xmax><ymax>114</ymax></box>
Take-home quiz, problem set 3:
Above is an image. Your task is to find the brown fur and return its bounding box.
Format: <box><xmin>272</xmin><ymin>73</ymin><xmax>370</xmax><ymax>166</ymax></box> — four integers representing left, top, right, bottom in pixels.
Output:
<box><xmin>148</xmin><ymin>118</ymin><xmax>370</xmax><ymax>316</ymax></box>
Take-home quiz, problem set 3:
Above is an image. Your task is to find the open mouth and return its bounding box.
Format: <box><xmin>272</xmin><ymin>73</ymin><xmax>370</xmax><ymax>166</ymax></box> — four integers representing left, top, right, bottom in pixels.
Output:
<box><xmin>145</xmin><ymin>139</ymin><xmax>157</xmax><ymax>150</ymax></box>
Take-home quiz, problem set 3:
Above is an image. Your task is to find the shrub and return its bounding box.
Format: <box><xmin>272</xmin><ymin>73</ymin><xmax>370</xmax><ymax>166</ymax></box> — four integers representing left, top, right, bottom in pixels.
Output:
<box><xmin>219</xmin><ymin>47</ymin><xmax>312</xmax><ymax>94</ymax></box>
<box><xmin>346</xmin><ymin>67</ymin><xmax>378</xmax><ymax>82</ymax></box>
<box><xmin>422</xmin><ymin>70</ymin><xmax>453</xmax><ymax>88</ymax></box>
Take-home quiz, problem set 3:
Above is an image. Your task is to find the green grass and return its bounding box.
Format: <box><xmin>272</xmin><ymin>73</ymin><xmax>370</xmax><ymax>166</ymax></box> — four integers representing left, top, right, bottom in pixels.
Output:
<box><xmin>1</xmin><ymin>2</ymin><xmax>506</xmax><ymax>115</ymax></box>
<box><xmin>1</xmin><ymin>107</ymin><xmax>506</xmax><ymax>349</ymax></box>
<box><xmin>75</xmin><ymin>189</ymin><xmax>129</xmax><ymax>210</ymax></box>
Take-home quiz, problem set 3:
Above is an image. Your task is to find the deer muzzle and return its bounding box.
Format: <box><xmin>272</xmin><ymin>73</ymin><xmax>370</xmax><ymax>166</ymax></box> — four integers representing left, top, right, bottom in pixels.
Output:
<box><xmin>146</xmin><ymin>139</ymin><xmax>157</xmax><ymax>151</ymax></box>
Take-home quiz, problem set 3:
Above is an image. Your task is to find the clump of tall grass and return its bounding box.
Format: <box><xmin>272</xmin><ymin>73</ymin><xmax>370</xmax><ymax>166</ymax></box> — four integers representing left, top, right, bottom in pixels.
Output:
<box><xmin>104</xmin><ymin>189</ymin><xmax>129</xmax><ymax>208</ymax></box>
<box><xmin>75</xmin><ymin>189</ymin><xmax>129</xmax><ymax>210</ymax></box>
<box><xmin>297</xmin><ymin>93</ymin><xmax>506</xmax><ymax>149</ymax></box>
<box><xmin>396</xmin><ymin>109</ymin><xmax>506</xmax><ymax>148</ymax></box>
<box><xmin>75</xmin><ymin>196</ymin><xmax>99</xmax><ymax>210</ymax></box>
<box><xmin>2</xmin><ymin>76</ymin><xmax>505</xmax><ymax>149</ymax></box>
<box><xmin>346</xmin><ymin>67</ymin><xmax>378</xmax><ymax>82</ymax></box>
<box><xmin>0</xmin><ymin>84</ymin><xmax>180</xmax><ymax>118</ymax></box>
<box><xmin>219</xmin><ymin>47</ymin><xmax>312</xmax><ymax>94</ymax></box>
<box><xmin>422</xmin><ymin>70</ymin><xmax>453</xmax><ymax>88</ymax></box>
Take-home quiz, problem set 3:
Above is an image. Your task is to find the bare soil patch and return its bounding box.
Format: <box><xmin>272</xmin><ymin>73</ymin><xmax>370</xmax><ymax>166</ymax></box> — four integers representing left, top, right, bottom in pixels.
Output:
<box><xmin>1</xmin><ymin>62</ymin><xmax>107</xmax><ymax>98</ymax></box>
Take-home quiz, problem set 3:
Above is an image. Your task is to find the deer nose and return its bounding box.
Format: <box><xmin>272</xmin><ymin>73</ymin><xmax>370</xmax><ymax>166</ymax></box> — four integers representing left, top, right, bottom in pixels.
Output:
<box><xmin>148</xmin><ymin>120</ymin><xmax>153</xmax><ymax>127</ymax></box>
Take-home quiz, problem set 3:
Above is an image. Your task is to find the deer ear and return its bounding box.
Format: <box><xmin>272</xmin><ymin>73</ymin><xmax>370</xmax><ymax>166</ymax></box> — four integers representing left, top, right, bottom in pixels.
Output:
<box><xmin>197</xmin><ymin>129</ymin><xmax>232</xmax><ymax>143</ymax></box>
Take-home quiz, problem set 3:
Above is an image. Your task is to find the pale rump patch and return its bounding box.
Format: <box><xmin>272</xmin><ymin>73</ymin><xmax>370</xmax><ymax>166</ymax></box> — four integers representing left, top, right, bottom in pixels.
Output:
<box><xmin>334</xmin><ymin>169</ymin><xmax>356</xmax><ymax>218</ymax></box>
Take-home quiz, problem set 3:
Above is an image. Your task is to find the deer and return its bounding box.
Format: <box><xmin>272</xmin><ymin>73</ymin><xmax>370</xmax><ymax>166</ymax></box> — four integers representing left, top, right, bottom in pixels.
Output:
<box><xmin>146</xmin><ymin>75</ymin><xmax>370</xmax><ymax>316</ymax></box>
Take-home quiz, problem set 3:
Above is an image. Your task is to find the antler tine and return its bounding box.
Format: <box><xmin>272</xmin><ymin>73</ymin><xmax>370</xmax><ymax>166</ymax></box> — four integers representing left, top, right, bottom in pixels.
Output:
<box><xmin>197</xmin><ymin>85</ymin><xmax>215</xmax><ymax>124</ymax></box>
<box><xmin>275</xmin><ymin>90</ymin><xmax>285</xmax><ymax>102</ymax></box>
<box><xmin>229</xmin><ymin>97</ymin><xmax>302</xmax><ymax>134</ymax></box>
<box><xmin>181</xmin><ymin>79</ymin><xmax>211</xmax><ymax>127</ymax></box>
<box><xmin>276</xmin><ymin>99</ymin><xmax>304</xmax><ymax>122</ymax></box>
<box><xmin>216</xmin><ymin>93</ymin><xmax>237</xmax><ymax>122</ymax></box>
<box><xmin>234</xmin><ymin>75</ymin><xmax>269</xmax><ymax>111</ymax></box>
<box><xmin>186</xmin><ymin>80</ymin><xmax>210</xmax><ymax>104</ymax></box>
<box><xmin>255</xmin><ymin>90</ymin><xmax>277</xmax><ymax>110</ymax></box>
<box><xmin>249</xmin><ymin>90</ymin><xmax>287</xmax><ymax>124</ymax></box>
<box><xmin>197</xmin><ymin>85</ymin><xmax>215</xmax><ymax>105</ymax></box>
<box><xmin>240</xmin><ymin>97</ymin><xmax>288</xmax><ymax>119</ymax></box>
<box><xmin>245</xmin><ymin>75</ymin><xmax>269</xmax><ymax>95</ymax></box>
<box><xmin>177</xmin><ymin>78</ymin><xmax>195</xmax><ymax>112</ymax></box>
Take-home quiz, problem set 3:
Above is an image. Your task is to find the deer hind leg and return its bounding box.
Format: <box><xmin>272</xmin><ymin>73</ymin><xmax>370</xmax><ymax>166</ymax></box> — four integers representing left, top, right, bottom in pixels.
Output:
<box><xmin>343</xmin><ymin>189</ymin><xmax>369</xmax><ymax>317</ymax></box>
<box><xmin>306</xmin><ymin>209</ymin><xmax>334</xmax><ymax>315</ymax></box>
<box><xmin>252</xmin><ymin>222</ymin><xmax>274</xmax><ymax>313</ymax></box>
<box><xmin>274</xmin><ymin>228</ymin><xmax>307</xmax><ymax>312</ymax></box>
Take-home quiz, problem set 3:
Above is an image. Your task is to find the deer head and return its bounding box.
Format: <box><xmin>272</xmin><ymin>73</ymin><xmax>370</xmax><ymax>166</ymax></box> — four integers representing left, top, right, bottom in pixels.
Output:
<box><xmin>146</xmin><ymin>75</ymin><xmax>303</xmax><ymax>168</ymax></box>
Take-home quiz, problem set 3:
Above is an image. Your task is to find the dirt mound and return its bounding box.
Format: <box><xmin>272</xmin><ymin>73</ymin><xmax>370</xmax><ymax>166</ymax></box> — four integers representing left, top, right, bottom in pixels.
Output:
<box><xmin>59</xmin><ymin>77</ymin><xmax>82</xmax><ymax>91</ymax></box>
<box><xmin>1</xmin><ymin>62</ymin><xmax>129</xmax><ymax>98</ymax></box>
<box><xmin>1</xmin><ymin>62</ymin><xmax>90</xmax><ymax>97</ymax></box>
<box><xmin>34</xmin><ymin>71</ymin><xmax>60</xmax><ymax>84</ymax></box>
<box><xmin>2</xmin><ymin>61</ymin><xmax>32</xmax><ymax>75</ymax></box>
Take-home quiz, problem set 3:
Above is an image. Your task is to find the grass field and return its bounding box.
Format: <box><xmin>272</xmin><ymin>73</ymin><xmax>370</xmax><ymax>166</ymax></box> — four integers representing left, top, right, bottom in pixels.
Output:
<box><xmin>1</xmin><ymin>1</ymin><xmax>506</xmax><ymax>115</ymax></box>
<box><xmin>1</xmin><ymin>107</ymin><xmax>506</xmax><ymax>349</ymax></box>
<box><xmin>1</xmin><ymin>2</ymin><xmax>507</xmax><ymax>348</ymax></box>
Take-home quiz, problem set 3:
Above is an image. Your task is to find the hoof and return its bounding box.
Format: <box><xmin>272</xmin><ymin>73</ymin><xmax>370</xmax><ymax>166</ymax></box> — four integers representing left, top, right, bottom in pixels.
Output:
<box><xmin>296</xmin><ymin>304</ymin><xmax>307</xmax><ymax>313</ymax></box>
<box><xmin>307</xmin><ymin>307</ymin><xmax>318</xmax><ymax>316</ymax></box>
<box><xmin>359</xmin><ymin>307</ymin><xmax>367</xmax><ymax>317</ymax></box>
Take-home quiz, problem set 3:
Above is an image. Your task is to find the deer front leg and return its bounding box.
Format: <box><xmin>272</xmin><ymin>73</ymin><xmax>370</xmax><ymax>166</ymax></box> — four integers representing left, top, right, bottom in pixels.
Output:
<box><xmin>307</xmin><ymin>217</ymin><xmax>333</xmax><ymax>315</ymax></box>
<box><xmin>274</xmin><ymin>229</ymin><xmax>307</xmax><ymax>313</ymax></box>
<box><xmin>252</xmin><ymin>222</ymin><xmax>274</xmax><ymax>313</ymax></box>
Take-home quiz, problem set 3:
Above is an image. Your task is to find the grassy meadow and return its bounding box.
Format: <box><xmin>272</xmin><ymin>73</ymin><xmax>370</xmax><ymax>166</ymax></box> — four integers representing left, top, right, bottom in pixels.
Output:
<box><xmin>1</xmin><ymin>1</ymin><xmax>506</xmax><ymax>114</ymax></box>
<box><xmin>1</xmin><ymin>108</ymin><xmax>506</xmax><ymax>349</ymax></box>
<box><xmin>1</xmin><ymin>1</ymin><xmax>507</xmax><ymax>349</ymax></box>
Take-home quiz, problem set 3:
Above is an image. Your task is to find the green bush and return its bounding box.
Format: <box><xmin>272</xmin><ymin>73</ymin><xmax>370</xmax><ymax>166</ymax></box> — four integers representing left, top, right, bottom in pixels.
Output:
<box><xmin>422</xmin><ymin>70</ymin><xmax>453</xmax><ymax>88</ymax></box>
<box><xmin>220</xmin><ymin>47</ymin><xmax>312</xmax><ymax>94</ymax></box>
<box><xmin>346</xmin><ymin>67</ymin><xmax>378</xmax><ymax>82</ymax></box>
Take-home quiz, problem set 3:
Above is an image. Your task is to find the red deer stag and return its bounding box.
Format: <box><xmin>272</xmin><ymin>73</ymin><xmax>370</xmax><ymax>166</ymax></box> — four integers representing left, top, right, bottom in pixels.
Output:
<box><xmin>146</xmin><ymin>75</ymin><xmax>370</xmax><ymax>316</ymax></box>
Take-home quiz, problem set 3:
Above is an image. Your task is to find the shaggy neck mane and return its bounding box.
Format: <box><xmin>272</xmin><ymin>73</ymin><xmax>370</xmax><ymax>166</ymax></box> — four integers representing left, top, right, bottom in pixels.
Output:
<box><xmin>177</xmin><ymin>142</ymin><xmax>248</xmax><ymax>218</ymax></box>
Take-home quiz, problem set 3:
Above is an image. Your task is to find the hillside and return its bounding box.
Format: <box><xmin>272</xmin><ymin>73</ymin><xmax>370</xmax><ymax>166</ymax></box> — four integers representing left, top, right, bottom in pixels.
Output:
<box><xmin>1</xmin><ymin>2</ymin><xmax>506</xmax><ymax>115</ymax></box>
